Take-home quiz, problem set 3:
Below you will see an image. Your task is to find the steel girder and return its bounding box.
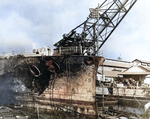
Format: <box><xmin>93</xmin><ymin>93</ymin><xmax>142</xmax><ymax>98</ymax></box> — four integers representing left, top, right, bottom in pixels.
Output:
<box><xmin>54</xmin><ymin>0</ymin><xmax>137</xmax><ymax>56</ymax></box>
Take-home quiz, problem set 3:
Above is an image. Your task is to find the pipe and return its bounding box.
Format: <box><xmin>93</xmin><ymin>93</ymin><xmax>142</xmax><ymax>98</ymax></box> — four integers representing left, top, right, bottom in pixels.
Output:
<box><xmin>29</xmin><ymin>65</ymin><xmax>41</xmax><ymax>77</ymax></box>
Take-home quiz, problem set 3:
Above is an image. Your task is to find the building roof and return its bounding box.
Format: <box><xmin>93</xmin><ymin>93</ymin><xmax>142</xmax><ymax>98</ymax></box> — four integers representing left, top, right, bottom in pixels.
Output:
<box><xmin>102</xmin><ymin>59</ymin><xmax>132</xmax><ymax>68</ymax></box>
<box><xmin>141</xmin><ymin>65</ymin><xmax>150</xmax><ymax>71</ymax></box>
<box><xmin>133</xmin><ymin>59</ymin><xmax>150</xmax><ymax>64</ymax></box>
<box><xmin>119</xmin><ymin>72</ymin><xmax>150</xmax><ymax>75</ymax></box>
<box><xmin>119</xmin><ymin>65</ymin><xmax>150</xmax><ymax>75</ymax></box>
<box><xmin>99</xmin><ymin>58</ymin><xmax>150</xmax><ymax>77</ymax></box>
<box><xmin>103</xmin><ymin>70</ymin><xmax>122</xmax><ymax>77</ymax></box>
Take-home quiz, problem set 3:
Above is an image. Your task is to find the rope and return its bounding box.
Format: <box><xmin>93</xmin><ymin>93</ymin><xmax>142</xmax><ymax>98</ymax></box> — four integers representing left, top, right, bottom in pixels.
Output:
<box><xmin>67</xmin><ymin>57</ymin><xmax>73</xmax><ymax>114</ymax></box>
<box><xmin>49</xmin><ymin>75</ymin><xmax>55</xmax><ymax>110</ymax></box>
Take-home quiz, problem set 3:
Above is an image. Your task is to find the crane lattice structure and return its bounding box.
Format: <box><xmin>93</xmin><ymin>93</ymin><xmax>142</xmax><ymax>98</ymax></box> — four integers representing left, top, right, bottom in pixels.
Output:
<box><xmin>54</xmin><ymin>0</ymin><xmax>137</xmax><ymax>56</ymax></box>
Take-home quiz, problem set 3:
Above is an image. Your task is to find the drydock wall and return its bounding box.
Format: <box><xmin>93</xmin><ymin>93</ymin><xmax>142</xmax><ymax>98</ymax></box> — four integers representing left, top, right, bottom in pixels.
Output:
<box><xmin>113</xmin><ymin>87</ymin><xmax>150</xmax><ymax>97</ymax></box>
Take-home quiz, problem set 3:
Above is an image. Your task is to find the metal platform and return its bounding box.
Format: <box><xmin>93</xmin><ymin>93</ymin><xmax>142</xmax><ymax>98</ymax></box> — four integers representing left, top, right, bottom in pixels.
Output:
<box><xmin>0</xmin><ymin>106</ymin><xmax>28</xmax><ymax>119</ymax></box>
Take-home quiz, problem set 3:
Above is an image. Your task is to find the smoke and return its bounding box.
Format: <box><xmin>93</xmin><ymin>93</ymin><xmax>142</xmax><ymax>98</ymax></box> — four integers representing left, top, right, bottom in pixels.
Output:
<box><xmin>0</xmin><ymin>74</ymin><xmax>28</xmax><ymax>105</ymax></box>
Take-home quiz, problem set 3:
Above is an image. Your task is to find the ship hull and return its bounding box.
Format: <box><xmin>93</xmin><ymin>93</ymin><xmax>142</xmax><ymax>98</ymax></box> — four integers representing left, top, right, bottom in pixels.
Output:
<box><xmin>0</xmin><ymin>55</ymin><xmax>104</xmax><ymax>119</ymax></box>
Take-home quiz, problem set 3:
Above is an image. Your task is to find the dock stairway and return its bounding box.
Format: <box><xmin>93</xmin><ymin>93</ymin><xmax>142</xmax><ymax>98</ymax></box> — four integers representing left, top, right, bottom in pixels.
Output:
<box><xmin>0</xmin><ymin>106</ymin><xmax>28</xmax><ymax>119</ymax></box>
<box><xmin>0</xmin><ymin>107</ymin><xmax>16</xmax><ymax>119</ymax></box>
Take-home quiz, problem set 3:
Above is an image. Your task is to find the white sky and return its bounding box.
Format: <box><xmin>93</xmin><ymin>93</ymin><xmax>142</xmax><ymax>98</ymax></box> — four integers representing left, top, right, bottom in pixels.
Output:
<box><xmin>0</xmin><ymin>0</ymin><xmax>149</xmax><ymax>61</ymax></box>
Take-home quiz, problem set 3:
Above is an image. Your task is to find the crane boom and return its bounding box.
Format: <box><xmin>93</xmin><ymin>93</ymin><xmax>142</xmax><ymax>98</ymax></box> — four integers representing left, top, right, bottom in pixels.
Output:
<box><xmin>53</xmin><ymin>0</ymin><xmax>137</xmax><ymax>56</ymax></box>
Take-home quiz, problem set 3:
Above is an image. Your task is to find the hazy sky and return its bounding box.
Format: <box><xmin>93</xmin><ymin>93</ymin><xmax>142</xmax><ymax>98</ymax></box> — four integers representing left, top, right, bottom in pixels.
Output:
<box><xmin>0</xmin><ymin>0</ymin><xmax>150</xmax><ymax>61</ymax></box>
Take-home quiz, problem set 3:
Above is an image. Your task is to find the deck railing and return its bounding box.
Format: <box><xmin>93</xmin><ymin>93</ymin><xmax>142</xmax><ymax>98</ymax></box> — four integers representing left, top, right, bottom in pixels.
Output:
<box><xmin>53</xmin><ymin>46</ymin><xmax>82</xmax><ymax>56</ymax></box>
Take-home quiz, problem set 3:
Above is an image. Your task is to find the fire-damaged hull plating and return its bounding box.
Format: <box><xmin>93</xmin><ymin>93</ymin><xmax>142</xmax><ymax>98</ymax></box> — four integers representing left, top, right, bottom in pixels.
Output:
<box><xmin>0</xmin><ymin>55</ymin><xmax>104</xmax><ymax>119</ymax></box>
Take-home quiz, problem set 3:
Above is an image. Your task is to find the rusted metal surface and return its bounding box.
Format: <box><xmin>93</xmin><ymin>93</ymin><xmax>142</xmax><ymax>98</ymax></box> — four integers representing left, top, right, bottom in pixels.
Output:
<box><xmin>29</xmin><ymin>65</ymin><xmax>41</xmax><ymax>77</ymax></box>
<box><xmin>0</xmin><ymin>55</ymin><xmax>104</xmax><ymax>119</ymax></box>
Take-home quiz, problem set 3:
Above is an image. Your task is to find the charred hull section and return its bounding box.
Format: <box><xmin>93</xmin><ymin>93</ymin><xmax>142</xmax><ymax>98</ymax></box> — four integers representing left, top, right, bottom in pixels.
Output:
<box><xmin>0</xmin><ymin>55</ymin><xmax>104</xmax><ymax>118</ymax></box>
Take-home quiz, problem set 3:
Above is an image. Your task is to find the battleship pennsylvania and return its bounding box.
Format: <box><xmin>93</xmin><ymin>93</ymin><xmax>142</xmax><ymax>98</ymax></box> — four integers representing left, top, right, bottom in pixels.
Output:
<box><xmin>0</xmin><ymin>0</ymin><xmax>137</xmax><ymax>118</ymax></box>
